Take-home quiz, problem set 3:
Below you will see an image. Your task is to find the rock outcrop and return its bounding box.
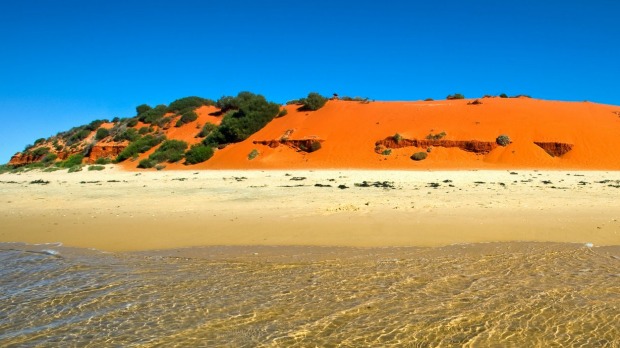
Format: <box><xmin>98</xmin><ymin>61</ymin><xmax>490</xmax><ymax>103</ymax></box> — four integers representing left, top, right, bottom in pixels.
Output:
<box><xmin>534</xmin><ymin>142</ymin><xmax>573</xmax><ymax>157</ymax></box>
<box><xmin>253</xmin><ymin>138</ymin><xmax>323</xmax><ymax>153</ymax></box>
<box><xmin>87</xmin><ymin>143</ymin><xmax>127</xmax><ymax>163</ymax></box>
<box><xmin>375</xmin><ymin>137</ymin><xmax>498</xmax><ymax>154</ymax></box>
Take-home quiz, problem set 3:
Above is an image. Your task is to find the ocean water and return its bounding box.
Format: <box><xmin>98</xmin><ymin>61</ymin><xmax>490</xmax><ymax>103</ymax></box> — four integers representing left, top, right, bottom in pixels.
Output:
<box><xmin>1</xmin><ymin>242</ymin><xmax>619</xmax><ymax>347</ymax></box>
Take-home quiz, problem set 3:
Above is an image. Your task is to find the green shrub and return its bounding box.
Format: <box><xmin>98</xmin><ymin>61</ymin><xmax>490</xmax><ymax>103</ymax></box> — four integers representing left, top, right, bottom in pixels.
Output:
<box><xmin>137</xmin><ymin>159</ymin><xmax>156</xmax><ymax>169</ymax></box>
<box><xmin>138</xmin><ymin>126</ymin><xmax>150</xmax><ymax>135</ymax></box>
<box><xmin>68</xmin><ymin>165</ymin><xmax>83</xmax><ymax>173</ymax></box>
<box><xmin>148</xmin><ymin>139</ymin><xmax>188</xmax><ymax>163</ymax></box>
<box><xmin>126</xmin><ymin>118</ymin><xmax>139</xmax><ymax>127</ymax></box>
<box><xmin>446</xmin><ymin>93</ymin><xmax>465</xmax><ymax>100</ymax></box>
<box><xmin>42</xmin><ymin>153</ymin><xmax>58</xmax><ymax>164</ymax></box>
<box><xmin>381</xmin><ymin>149</ymin><xmax>392</xmax><ymax>156</ymax></box>
<box><xmin>84</xmin><ymin>120</ymin><xmax>107</xmax><ymax>131</ymax></box>
<box><xmin>185</xmin><ymin>144</ymin><xmax>214</xmax><ymax>164</ymax></box>
<box><xmin>411</xmin><ymin>152</ymin><xmax>428</xmax><ymax>161</ymax></box>
<box><xmin>248</xmin><ymin>149</ymin><xmax>259</xmax><ymax>160</ymax></box>
<box><xmin>496</xmin><ymin>134</ymin><xmax>511</xmax><ymax>146</ymax></box>
<box><xmin>138</xmin><ymin>105</ymin><xmax>168</xmax><ymax>124</ymax></box>
<box><xmin>277</xmin><ymin>109</ymin><xmax>288</xmax><ymax>118</ymax></box>
<box><xmin>424</xmin><ymin>98</ymin><xmax>434</xmax><ymax>101</ymax></box>
<box><xmin>499</xmin><ymin>93</ymin><xmax>508</xmax><ymax>98</ymax></box>
<box><xmin>197</xmin><ymin>123</ymin><xmax>217</xmax><ymax>138</ymax></box>
<box><xmin>113</xmin><ymin>128</ymin><xmax>140</xmax><ymax>142</ymax></box>
<box><xmin>299</xmin><ymin>92</ymin><xmax>328</xmax><ymax>111</ymax></box>
<box><xmin>95</xmin><ymin>128</ymin><xmax>110</xmax><ymax>140</ymax></box>
<box><xmin>67</xmin><ymin>128</ymin><xmax>91</xmax><ymax>145</ymax></box>
<box><xmin>168</xmin><ymin>96</ymin><xmax>214</xmax><ymax>113</ymax></box>
<box><xmin>116</xmin><ymin>134</ymin><xmax>166</xmax><ymax>162</ymax></box>
<box><xmin>175</xmin><ymin>110</ymin><xmax>198</xmax><ymax>127</ymax></box>
<box><xmin>34</xmin><ymin>138</ymin><xmax>46</xmax><ymax>145</ymax></box>
<box><xmin>286</xmin><ymin>99</ymin><xmax>302</xmax><ymax>105</ymax></box>
<box><xmin>216</xmin><ymin>95</ymin><xmax>240</xmax><ymax>113</ymax></box>
<box><xmin>31</xmin><ymin>147</ymin><xmax>50</xmax><ymax>157</ymax></box>
<box><xmin>88</xmin><ymin>165</ymin><xmax>105</xmax><ymax>171</ymax></box>
<box><xmin>393</xmin><ymin>133</ymin><xmax>403</xmax><ymax>144</ymax></box>
<box><xmin>60</xmin><ymin>154</ymin><xmax>85</xmax><ymax>168</ymax></box>
<box><xmin>426</xmin><ymin>131</ymin><xmax>446</xmax><ymax>140</ymax></box>
<box><xmin>136</xmin><ymin>104</ymin><xmax>152</xmax><ymax>116</ymax></box>
<box><xmin>205</xmin><ymin>92</ymin><xmax>280</xmax><ymax>146</ymax></box>
<box><xmin>95</xmin><ymin>157</ymin><xmax>112</xmax><ymax>165</ymax></box>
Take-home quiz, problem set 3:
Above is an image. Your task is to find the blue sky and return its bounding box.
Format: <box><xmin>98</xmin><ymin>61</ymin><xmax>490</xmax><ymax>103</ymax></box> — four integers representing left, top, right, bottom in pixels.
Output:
<box><xmin>1</xmin><ymin>0</ymin><xmax>619</xmax><ymax>163</ymax></box>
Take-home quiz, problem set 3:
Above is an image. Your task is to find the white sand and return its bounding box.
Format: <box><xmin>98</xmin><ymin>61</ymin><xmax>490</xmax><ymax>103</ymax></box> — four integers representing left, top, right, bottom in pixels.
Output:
<box><xmin>1</xmin><ymin>166</ymin><xmax>619</xmax><ymax>251</ymax></box>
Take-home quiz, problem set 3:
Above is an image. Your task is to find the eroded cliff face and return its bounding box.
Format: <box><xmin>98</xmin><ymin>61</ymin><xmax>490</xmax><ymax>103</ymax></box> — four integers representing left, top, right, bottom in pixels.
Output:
<box><xmin>8</xmin><ymin>153</ymin><xmax>44</xmax><ymax>166</ymax></box>
<box><xmin>253</xmin><ymin>139</ymin><xmax>323</xmax><ymax>153</ymax></box>
<box><xmin>375</xmin><ymin>137</ymin><xmax>498</xmax><ymax>154</ymax></box>
<box><xmin>534</xmin><ymin>142</ymin><xmax>573</xmax><ymax>157</ymax></box>
<box><xmin>87</xmin><ymin>144</ymin><xmax>127</xmax><ymax>163</ymax></box>
<box><xmin>9</xmin><ymin>143</ymin><xmax>127</xmax><ymax>167</ymax></box>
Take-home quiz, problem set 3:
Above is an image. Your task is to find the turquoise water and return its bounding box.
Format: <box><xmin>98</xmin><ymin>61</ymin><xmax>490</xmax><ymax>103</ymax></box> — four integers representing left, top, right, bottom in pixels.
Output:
<box><xmin>1</xmin><ymin>242</ymin><xmax>619</xmax><ymax>347</ymax></box>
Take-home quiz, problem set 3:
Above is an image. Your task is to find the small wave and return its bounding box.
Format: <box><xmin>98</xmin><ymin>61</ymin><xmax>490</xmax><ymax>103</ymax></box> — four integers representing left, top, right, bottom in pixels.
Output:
<box><xmin>41</xmin><ymin>249</ymin><xmax>60</xmax><ymax>256</ymax></box>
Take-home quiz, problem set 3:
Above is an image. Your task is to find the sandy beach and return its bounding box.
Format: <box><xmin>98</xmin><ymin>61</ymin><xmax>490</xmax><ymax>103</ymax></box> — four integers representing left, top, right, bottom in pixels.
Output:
<box><xmin>1</xmin><ymin>166</ymin><xmax>619</xmax><ymax>252</ymax></box>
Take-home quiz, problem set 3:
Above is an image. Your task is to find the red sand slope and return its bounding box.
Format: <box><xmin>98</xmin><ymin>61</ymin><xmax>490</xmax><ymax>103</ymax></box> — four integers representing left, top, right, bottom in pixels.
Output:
<box><xmin>116</xmin><ymin>98</ymin><xmax>620</xmax><ymax>170</ymax></box>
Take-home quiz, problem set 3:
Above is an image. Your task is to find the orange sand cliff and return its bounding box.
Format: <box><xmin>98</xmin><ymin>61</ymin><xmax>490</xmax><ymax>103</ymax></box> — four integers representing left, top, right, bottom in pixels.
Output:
<box><xmin>152</xmin><ymin>97</ymin><xmax>620</xmax><ymax>170</ymax></box>
<box><xmin>12</xmin><ymin>98</ymin><xmax>620</xmax><ymax>170</ymax></box>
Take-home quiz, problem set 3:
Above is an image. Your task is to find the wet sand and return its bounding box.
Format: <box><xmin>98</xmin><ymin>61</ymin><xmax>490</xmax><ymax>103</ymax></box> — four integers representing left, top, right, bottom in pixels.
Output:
<box><xmin>0</xmin><ymin>167</ymin><xmax>619</xmax><ymax>252</ymax></box>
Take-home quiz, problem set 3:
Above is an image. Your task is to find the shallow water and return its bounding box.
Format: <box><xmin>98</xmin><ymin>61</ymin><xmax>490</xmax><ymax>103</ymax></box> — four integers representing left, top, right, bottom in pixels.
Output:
<box><xmin>1</xmin><ymin>242</ymin><xmax>619</xmax><ymax>347</ymax></box>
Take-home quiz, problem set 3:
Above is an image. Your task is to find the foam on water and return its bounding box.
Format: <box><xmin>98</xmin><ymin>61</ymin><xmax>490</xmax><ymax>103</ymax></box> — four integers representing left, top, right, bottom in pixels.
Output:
<box><xmin>1</xmin><ymin>242</ymin><xmax>619</xmax><ymax>347</ymax></box>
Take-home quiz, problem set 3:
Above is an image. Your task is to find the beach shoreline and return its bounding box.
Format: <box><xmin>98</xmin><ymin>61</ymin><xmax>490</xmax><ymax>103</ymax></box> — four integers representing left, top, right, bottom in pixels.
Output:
<box><xmin>1</xmin><ymin>166</ymin><xmax>619</xmax><ymax>252</ymax></box>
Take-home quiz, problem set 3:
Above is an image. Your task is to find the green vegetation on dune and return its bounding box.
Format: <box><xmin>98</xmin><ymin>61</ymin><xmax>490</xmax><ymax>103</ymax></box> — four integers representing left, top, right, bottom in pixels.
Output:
<box><xmin>204</xmin><ymin>92</ymin><xmax>280</xmax><ymax>147</ymax></box>
<box><xmin>116</xmin><ymin>134</ymin><xmax>166</xmax><ymax>162</ymax></box>
<box><xmin>184</xmin><ymin>144</ymin><xmax>214</xmax><ymax>164</ymax></box>
<box><xmin>167</xmin><ymin>96</ymin><xmax>215</xmax><ymax>113</ymax></box>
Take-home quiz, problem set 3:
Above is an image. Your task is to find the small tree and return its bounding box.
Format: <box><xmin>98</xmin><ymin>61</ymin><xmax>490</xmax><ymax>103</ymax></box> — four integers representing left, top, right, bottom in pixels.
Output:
<box><xmin>136</xmin><ymin>104</ymin><xmax>152</xmax><ymax>116</ymax></box>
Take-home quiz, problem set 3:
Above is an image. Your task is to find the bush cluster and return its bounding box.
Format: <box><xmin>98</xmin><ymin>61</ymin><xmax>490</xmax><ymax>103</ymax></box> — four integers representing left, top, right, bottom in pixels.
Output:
<box><xmin>496</xmin><ymin>134</ymin><xmax>511</xmax><ymax>146</ymax></box>
<box><xmin>426</xmin><ymin>131</ymin><xmax>446</xmax><ymax>140</ymax></box>
<box><xmin>59</xmin><ymin>154</ymin><xmax>85</xmax><ymax>168</ymax></box>
<box><xmin>167</xmin><ymin>96</ymin><xmax>215</xmax><ymax>113</ymax></box>
<box><xmin>149</xmin><ymin>140</ymin><xmax>188</xmax><ymax>163</ymax></box>
<box><xmin>298</xmin><ymin>92</ymin><xmax>328</xmax><ymax>111</ymax></box>
<box><xmin>95</xmin><ymin>128</ymin><xmax>110</xmax><ymax>140</ymax></box>
<box><xmin>116</xmin><ymin>134</ymin><xmax>166</xmax><ymax>162</ymax></box>
<box><xmin>113</xmin><ymin>128</ymin><xmax>140</xmax><ymax>142</ymax></box>
<box><xmin>411</xmin><ymin>152</ymin><xmax>428</xmax><ymax>161</ymax></box>
<box><xmin>446</xmin><ymin>93</ymin><xmax>465</xmax><ymax>100</ymax></box>
<box><xmin>393</xmin><ymin>133</ymin><xmax>403</xmax><ymax>144</ymax></box>
<box><xmin>136</xmin><ymin>104</ymin><xmax>152</xmax><ymax>115</ymax></box>
<box><xmin>205</xmin><ymin>92</ymin><xmax>280</xmax><ymax>146</ymax></box>
<box><xmin>248</xmin><ymin>149</ymin><xmax>259</xmax><ymax>160</ymax></box>
<box><xmin>197</xmin><ymin>123</ymin><xmax>217</xmax><ymax>138</ymax></box>
<box><xmin>184</xmin><ymin>144</ymin><xmax>214</xmax><ymax>164</ymax></box>
<box><xmin>138</xmin><ymin>105</ymin><xmax>168</xmax><ymax>124</ymax></box>
<box><xmin>175</xmin><ymin>110</ymin><xmax>198</xmax><ymax>127</ymax></box>
<box><xmin>30</xmin><ymin>147</ymin><xmax>50</xmax><ymax>157</ymax></box>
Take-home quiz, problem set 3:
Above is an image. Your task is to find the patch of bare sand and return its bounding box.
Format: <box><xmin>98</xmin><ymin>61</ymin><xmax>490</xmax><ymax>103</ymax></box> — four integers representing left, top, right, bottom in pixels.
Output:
<box><xmin>0</xmin><ymin>167</ymin><xmax>619</xmax><ymax>251</ymax></box>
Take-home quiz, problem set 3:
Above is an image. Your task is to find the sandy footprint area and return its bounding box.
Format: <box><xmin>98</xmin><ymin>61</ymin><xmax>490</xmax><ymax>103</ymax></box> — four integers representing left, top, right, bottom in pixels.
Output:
<box><xmin>1</xmin><ymin>167</ymin><xmax>619</xmax><ymax>251</ymax></box>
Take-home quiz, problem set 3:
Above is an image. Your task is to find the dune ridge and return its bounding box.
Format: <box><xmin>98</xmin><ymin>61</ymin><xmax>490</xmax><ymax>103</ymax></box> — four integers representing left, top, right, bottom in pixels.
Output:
<box><xmin>9</xmin><ymin>97</ymin><xmax>620</xmax><ymax>170</ymax></box>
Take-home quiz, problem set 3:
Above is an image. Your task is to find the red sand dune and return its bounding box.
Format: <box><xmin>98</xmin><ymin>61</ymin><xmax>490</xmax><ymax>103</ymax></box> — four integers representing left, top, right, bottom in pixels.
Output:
<box><xmin>147</xmin><ymin>97</ymin><xmax>620</xmax><ymax>170</ymax></box>
<box><xmin>14</xmin><ymin>98</ymin><xmax>620</xmax><ymax>170</ymax></box>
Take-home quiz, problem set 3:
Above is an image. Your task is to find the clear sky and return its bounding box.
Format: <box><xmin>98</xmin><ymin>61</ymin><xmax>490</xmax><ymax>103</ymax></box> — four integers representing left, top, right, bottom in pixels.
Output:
<box><xmin>1</xmin><ymin>0</ymin><xmax>619</xmax><ymax>163</ymax></box>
